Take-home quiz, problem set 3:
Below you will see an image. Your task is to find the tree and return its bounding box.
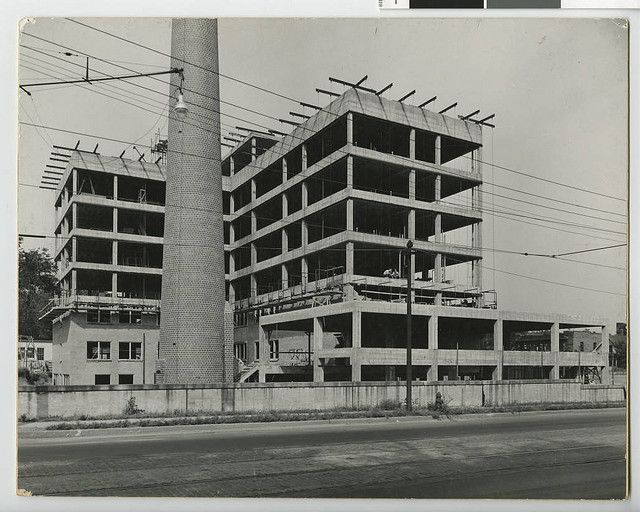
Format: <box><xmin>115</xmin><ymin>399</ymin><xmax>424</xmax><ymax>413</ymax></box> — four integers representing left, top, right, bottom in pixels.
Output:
<box><xmin>609</xmin><ymin>333</ymin><xmax>627</xmax><ymax>369</ymax></box>
<box><xmin>18</xmin><ymin>243</ymin><xmax>58</xmax><ymax>339</ymax></box>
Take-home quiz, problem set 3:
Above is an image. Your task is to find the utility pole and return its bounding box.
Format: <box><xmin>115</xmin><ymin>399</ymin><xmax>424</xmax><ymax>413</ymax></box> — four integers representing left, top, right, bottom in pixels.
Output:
<box><xmin>405</xmin><ymin>240</ymin><xmax>414</xmax><ymax>411</ymax></box>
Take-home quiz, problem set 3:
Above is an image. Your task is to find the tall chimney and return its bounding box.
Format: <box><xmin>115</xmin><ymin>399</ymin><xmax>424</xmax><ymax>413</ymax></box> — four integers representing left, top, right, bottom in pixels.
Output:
<box><xmin>159</xmin><ymin>18</ymin><xmax>227</xmax><ymax>383</ymax></box>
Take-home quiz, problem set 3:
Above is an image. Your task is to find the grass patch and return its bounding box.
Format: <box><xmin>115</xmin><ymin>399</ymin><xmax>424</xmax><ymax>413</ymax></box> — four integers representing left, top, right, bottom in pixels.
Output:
<box><xmin>40</xmin><ymin>400</ymin><xmax>625</xmax><ymax>431</ymax></box>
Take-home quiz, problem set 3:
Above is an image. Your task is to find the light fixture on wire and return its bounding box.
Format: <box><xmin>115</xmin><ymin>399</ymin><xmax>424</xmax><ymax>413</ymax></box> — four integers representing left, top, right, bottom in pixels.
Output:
<box><xmin>174</xmin><ymin>89</ymin><xmax>188</xmax><ymax>120</ymax></box>
<box><xmin>174</xmin><ymin>72</ymin><xmax>188</xmax><ymax>121</ymax></box>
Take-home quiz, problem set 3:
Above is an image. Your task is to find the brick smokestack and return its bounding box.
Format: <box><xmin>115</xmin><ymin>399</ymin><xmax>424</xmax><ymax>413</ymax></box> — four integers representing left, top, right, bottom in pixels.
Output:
<box><xmin>160</xmin><ymin>18</ymin><xmax>227</xmax><ymax>383</ymax></box>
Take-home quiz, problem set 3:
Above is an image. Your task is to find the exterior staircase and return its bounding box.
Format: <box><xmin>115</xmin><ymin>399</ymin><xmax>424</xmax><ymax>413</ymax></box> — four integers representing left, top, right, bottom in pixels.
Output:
<box><xmin>236</xmin><ymin>359</ymin><xmax>260</xmax><ymax>383</ymax></box>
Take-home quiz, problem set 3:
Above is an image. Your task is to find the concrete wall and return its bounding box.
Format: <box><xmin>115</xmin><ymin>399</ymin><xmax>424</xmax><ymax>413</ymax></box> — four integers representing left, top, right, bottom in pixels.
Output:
<box><xmin>18</xmin><ymin>380</ymin><xmax>625</xmax><ymax>420</ymax></box>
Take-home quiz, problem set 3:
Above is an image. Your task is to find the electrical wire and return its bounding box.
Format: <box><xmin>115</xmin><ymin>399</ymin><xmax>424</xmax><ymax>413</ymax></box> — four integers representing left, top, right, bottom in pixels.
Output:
<box><xmin>20</xmin><ymin>32</ymin><xmax>628</xmax><ymax>213</ymax></box>
<box><xmin>61</xmin><ymin>18</ymin><xmax>627</xmax><ymax>203</ymax></box>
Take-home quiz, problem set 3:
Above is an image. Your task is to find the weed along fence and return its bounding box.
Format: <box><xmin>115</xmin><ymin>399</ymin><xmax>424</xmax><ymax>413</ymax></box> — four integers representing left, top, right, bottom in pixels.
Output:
<box><xmin>18</xmin><ymin>381</ymin><xmax>625</xmax><ymax>420</ymax></box>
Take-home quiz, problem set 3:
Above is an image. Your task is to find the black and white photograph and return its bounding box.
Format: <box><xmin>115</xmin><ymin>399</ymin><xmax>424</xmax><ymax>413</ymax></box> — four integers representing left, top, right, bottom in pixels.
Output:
<box><xmin>9</xmin><ymin>9</ymin><xmax>633</xmax><ymax>508</ymax></box>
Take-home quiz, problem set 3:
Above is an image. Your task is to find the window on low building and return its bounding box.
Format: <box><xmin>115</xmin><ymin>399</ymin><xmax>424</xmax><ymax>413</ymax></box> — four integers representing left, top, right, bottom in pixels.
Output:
<box><xmin>118</xmin><ymin>374</ymin><xmax>134</xmax><ymax>384</ymax></box>
<box><xmin>119</xmin><ymin>310</ymin><xmax>142</xmax><ymax>324</ymax></box>
<box><xmin>87</xmin><ymin>308</ymin><xmax>111</xmax><ymax>324</ymax></box>
<box><xmin>269</xmin><ymin>339</ymin><xmax>279</xmax><ymax>361</ymax></box>
<box><xmin>26</xmin><ymin>347</ymin><xmax>35</xmax><ymax>359</ymax></box>
<box><xmin>87</xmin><ymin>341</ymin><xmax>111</xmax><ymax>360</ymax></box>
<box><xmin>254</xmin><ymin>341</ymin><xmax>260</xmax><ymax>360</ymax></box>
<box><xmin>119</xmin><ymin>342</ymin><xmax>142</xmax><ymax>360</ymax></box>
<box><xmin>36</xmin><ymin>347</ymin><xmax>44</xmax><ymax>361</ymax></box>
<box><xmin>234</xmin><ymin>343</ymin><xmax>247</xmax><ymax>361</ymax></box>
<box><xmin>94</xmin><ymin>374</ymin><xmax>110</xmax><ymax>385</ymax></box>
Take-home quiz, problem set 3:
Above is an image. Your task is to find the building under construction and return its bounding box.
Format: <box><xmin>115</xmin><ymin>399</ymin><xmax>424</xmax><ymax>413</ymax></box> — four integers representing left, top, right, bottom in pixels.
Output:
<box><xmin>41</xmin><ymin>86</ymin><xmax>611</xmax><ymax>386</ymax></box>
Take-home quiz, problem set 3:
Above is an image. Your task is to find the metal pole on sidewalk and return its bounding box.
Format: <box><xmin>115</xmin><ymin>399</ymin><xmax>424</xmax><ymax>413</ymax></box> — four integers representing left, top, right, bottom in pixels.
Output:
<box><xmin>406</xmin><ymin>240</ymin><xmax>413</xmax><ymax>411</ymax></box>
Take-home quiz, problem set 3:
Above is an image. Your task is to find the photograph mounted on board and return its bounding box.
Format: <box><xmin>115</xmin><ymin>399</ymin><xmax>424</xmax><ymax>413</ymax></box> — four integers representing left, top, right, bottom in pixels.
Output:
<box><xmin>16</xmin><ymin>16</ymin><xmax>628</xmax><ymax>499</ymax></box>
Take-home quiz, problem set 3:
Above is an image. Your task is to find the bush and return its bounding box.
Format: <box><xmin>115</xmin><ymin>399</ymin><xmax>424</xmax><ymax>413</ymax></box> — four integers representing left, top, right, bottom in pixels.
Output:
<box><xmin>124</xmin><ymin>396</ymin><xmax>144</xmax><ymax>416</ymax></box>
<box><xmin>18</xmin><ymin>368</ymin><xmax>50</xmax><ymax>386</ymax></box>
<box><xmin>427</xmin><ymin>392</ymin><xmax>451</xmax><ymax>419</ymax></box>
<box><xmin>378</xmin><ymin>398</ymin><xmax>402</xmax><ymax>410</ymax></box>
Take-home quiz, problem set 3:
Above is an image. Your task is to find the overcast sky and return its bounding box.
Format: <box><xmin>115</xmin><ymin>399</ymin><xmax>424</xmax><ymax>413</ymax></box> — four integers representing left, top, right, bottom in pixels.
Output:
<box><xmin>17</xmin><ymin>17</ymin><xmax>628</xmax><ymax>326</ymax></box>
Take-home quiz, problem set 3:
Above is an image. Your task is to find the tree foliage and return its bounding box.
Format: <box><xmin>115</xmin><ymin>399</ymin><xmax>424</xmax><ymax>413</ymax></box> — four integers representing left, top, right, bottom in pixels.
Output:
<box><xmin>19</xmin><ymin>244</ymin><xmax>58</xmax><ymax>339</ymax></box>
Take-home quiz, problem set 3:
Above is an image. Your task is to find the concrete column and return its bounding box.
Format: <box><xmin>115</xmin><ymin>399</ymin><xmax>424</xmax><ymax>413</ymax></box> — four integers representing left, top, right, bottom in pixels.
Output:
<box><xmin>434</xmin><ymin>210</ymin><xmax>443</xmax><ymax>305</ymax></box>
<box><xmin>351</xmin><ymin>360</ymin><xmax>361</xmax><ymax>381</ymax></box>
<box><xmin>346</xmin><ymin>112</ymin><xmax>353</xmax><ymax>145</ymax></box>
<box><xmin>251</xmin><ymin>211</ymin><xmax>257</xmax><ymax>234</ymax></box>
<box><xmin>72</xmin><ymin>168</ymin><xmax>78</xmax><ymax>195</ymax></box>
<box><xmin>493</xmin><ymin>319</ymin><xmax>503</xmax><ymax>381</ymax></box>
<box><xmin>72</xmin><ymin>202</ymin><xmax>78</xmax><ymax>231</ymax></box>
<box><xmin>229</xmin><ymin>193</ymin><xmax>235</xmax><ymax>214</ymax></box>
<box><xmin>301</xmin><ymin>257</ymin><xmax>308</xmax><ymax>286</ymax></box>
<box><xmin>71</xmin><ymin>236</ymin><xmax>77</xmax><ymax>263</ymax></box>
<box><xmin>112</xmin><ymin>175</ymin><xmax>118</xmax><ymax>200</ymax></box>
<box><xmin>301</xmin><ymin>220</ymin><xmax>308</xmax><ymax>246</ymax></box>
<box><xmin>251</xmin><ymin>137</ymin><xmax>257</xmax><ymax>161</ymax></box>
<box><xmin>250</xmin><ymin>178</ymin><xmax>257</xmax><ymax>201</ymax></box>
<box><xmin>228</xmin><ymin>282</ymin><xmax>236</xmax><ymax>303</ymax></box>
<box><xmin>112</xmin><ymin>240</ymin><xmax>118</xmax><ymax>266</ymax></box>
<box><xmin>471</xmin><ymin>193</ymin><xmax>483</xmax><ymax>298</ymax></box>
<box><xmin>434</xmin><ymin>175</ymin><xmax>442</xmax><ymax>201</ymax></box>
<box><xmin>250</xmin><ymin>242</ymin><xmax>257</xmax><ymax>265</ymax></box>
<box><xmin>228</xmin><ymin>252</ymin><xmax>235</xmax><ymax>273</ymax></box>
<box><xmin>111</xmin><ymin>272</ymin><xmax>118</xmax><ymax>296</ymax></box>
<box><xmin>250</xmin><ymin>273</ymin><xmax>257</xmax><ymax>298</ymax></box>
<box><xmin>427</xmin><ymin>315</ymin><xmax>438</xmax><ymax>381</ymax></box>
<box><xmin>302</xmin><ymin>182</ymin><xmax>308</xmax><ymax>209</ymax></box>
<box><xmin>71</xmin><ymin>269</ymin><xmax>77</xmax><ymax>295</ymax></box>
<box><xmin>346</xmin><ymin>155</ymin><xmax>354</xmax><ymax>188</ymax></box>
<box><xmin>112</xmin><ymin>207</ymin><xmax>118</xmax><ymax>233</ymax></box>
<box><xmin>409</xmin><ymin>169</ymin><xmax>416</xmax><ymax>201</ymax></box>
<box><xmin>346</xmin><ymin>241</ymin><xmax>354</xmax><ymax>276</ymax></box>
<box><xmin>435</xmin><ymin>135</ymin><xmax>441</xmax><ymax>166</ymax></box>
<box><xmin>302</xmin><ymin>144</ymin><xmax>308</xmax><ymax>172</ymax></box>
<box><xmin>471</xmin><ymin>171</ymin><xmax>483</xmax><ymax>292</ymax></box>
<box><xmin>282</xmin><ymin>158</ymin><xmax>288</xmax><ymax>183</ymax></box>
<box><xmin>409</xmin><ymin>128</ymin><xmax>416</xmax><ymax>160</ymax></box>
<box><xmin>313</xmin><ymin>316</ymin><xmax>324</xmax><ymax>382</ymax></box>
<box><xmin>282</xmin><ymin>191</ymin><xmax>288</xmax><ymax>219</ymax></box>
<box><xmin>346</xmin><ymin>198</ymin><xmax>354</xmax><ymax>231</ymax></box>
<box><xmin>230</xmin><ymin>155</ymin><xmax>235</xmax><ymax>176</ymax></box>
<box><xmin>550</xmin><ymin>322</ymin><xmax>560</xmax><ymax>380</ymax></box>
<box><xmin>281</xmin><ymin>264</ymin><xmax>288</xmax><ymax>289</ymax></box>
<box><xmin>352</xmin><ymin>310</ymin><xmax>362</xmax><ymax>349</ymax></box>
<box><xmin>229</xmin><ymin>223</ymin><xmax>235</xmax><ymax>245</ymax></box>
<box><xmin>282</xmin><ymin>227</ymin><xmax>289</xmax><ymax>253</ymax></box>
<box><xmin>601</xmin><ymin>325</ymin><xmax>611</xmax><ymax>384</ymax></box>
<box><xmin>258</xmin><ymin>325</ymin><xmax>268</xmax><ymax>382</ymax></box>
<box><xmin>408</xmin><ymin>209</ymin><xmax>415</xmax><ymax>239</ymax></box>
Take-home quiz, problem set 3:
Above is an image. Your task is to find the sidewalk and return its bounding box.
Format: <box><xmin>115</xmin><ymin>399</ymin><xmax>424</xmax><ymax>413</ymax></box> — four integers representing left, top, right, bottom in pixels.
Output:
<box><xmin>18</xmin><ymin>403</ymin><xmax>626</xmax><ymax>440</ymax></box>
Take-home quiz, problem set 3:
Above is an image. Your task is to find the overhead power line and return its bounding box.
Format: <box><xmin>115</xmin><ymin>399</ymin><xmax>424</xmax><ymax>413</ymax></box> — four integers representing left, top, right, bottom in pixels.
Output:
<box><xmin>554</xmin><ymin>243</ymin><xmax>626</xmax><ymax>257</ymax></box>
<box><xmin>61</xmin><ymin>18</ymin><xmax>627</xmax><ymax>204</ymax></box>
<box><xmin>64</xmin><ymin>18</ymin><xmax>304</xmax><ymax>104</ymax></box>
<box><xmin>21</xmin><ymin>33</ymin><xmax>627</xmax><ymax>219</ymax></box>
<box><xmin>20</xmin><ymin>113</ymin><xmax>627</xmax><ymax>244</ymax></box>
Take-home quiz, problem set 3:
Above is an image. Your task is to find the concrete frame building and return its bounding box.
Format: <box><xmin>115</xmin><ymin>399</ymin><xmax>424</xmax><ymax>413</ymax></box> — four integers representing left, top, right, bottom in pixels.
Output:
<box><xmin>41</xmin><ymin>88</ymin><xmax>611</xmax><ymax>385</ymax></box>
<box><xmin>224</xmin><ymin>89</ymin><xmax>610</xmax><ymax>384</ymax></box>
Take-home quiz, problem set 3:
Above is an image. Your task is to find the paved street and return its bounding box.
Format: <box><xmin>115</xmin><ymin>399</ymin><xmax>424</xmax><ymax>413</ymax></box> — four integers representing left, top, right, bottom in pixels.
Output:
<box><xmin>18</xmin><ymin>408</ymin><xmax>627</xmax><ymax>499</ymax></box>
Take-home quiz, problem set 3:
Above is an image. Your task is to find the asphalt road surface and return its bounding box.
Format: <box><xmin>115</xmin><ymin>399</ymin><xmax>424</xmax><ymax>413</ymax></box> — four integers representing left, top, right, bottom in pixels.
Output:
<box><xmin>18</xmin><ymin>408</ymin><xmax>627</xmax><ymax>499</ymax></box>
